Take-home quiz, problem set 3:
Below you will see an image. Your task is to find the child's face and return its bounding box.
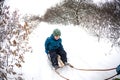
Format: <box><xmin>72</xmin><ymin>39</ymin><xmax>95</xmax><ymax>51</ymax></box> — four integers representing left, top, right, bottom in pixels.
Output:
<box><xmin>54</xmin><ymin>36</ymin><xmax>60</xmax><ymax>40</ymax></box>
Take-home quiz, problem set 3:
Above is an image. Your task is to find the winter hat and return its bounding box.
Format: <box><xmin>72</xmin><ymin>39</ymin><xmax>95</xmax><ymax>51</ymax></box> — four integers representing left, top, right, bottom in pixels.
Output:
<box><xmin>53</xmin><ymin>28</ymin><xmax>61</xmax><ymax>36</ymax></box>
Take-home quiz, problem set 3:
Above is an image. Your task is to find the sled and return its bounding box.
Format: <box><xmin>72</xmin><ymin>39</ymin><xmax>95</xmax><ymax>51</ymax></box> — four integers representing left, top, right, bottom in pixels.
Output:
<box><xmin>47</xmin><ymin>54</ymin><xmax>65</xmax><ymax>68</ymax></box>
<box><xmin>57</xmin><ymin>55</ymin><xmax>65</xmax><ymax>68</ymax></box>
<box><xmin>47</xmin><ymin>54</ymin><xmax>70</xmax><ymax>80</ymax></box>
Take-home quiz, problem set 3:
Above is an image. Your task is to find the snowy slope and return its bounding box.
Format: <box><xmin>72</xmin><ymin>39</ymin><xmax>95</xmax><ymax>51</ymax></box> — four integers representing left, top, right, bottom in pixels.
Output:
<box><xmin>22</xmin><ymin>22</ymin><xmax>120</xmax><ymax>80</ymax></box>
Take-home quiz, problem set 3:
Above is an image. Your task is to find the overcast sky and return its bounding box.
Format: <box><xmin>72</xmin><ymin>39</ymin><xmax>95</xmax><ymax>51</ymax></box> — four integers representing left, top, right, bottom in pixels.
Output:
<box><xmin>4</xmin><ymin>0</ymin><xmax>114</xmax><ymax>15</ymax></box>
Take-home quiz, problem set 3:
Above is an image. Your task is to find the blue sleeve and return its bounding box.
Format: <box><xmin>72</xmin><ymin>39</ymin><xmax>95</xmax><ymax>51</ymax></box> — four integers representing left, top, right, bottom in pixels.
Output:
<box><xmin>45</xmin><ymin>37</ymin><xmax>50</xmax><ymax>54</ymax></box>
<box><xmin>60</xmin><ymin>39</ymin><xmax>64</xmax><ymax>50</ymax></box>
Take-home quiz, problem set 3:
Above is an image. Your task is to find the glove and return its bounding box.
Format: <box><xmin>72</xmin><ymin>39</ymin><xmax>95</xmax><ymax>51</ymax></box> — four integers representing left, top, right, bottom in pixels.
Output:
<box><xmin>116</xmin><ymin>65</ymin><xmax>120</xmax><ymax>75</ymax></box>
<box><xmin>45</xmin><ymin>50</ymin><xmax>49</xmax><ymax>54</ymax></box>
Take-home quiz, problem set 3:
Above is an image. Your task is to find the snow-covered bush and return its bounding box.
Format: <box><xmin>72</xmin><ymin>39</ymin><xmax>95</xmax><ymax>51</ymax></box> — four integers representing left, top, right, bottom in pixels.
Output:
<box><xmin>0</xmin><ymin>4</ymin><xmax>32</xmax><ymax>80</ymax></box>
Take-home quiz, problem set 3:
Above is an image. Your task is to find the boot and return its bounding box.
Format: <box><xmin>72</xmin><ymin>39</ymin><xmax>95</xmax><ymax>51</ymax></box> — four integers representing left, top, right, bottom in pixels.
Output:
<box><xmin>54</xmin><ymin>65</ymin><xmax>60</xmax><ymax>70</ymax></box>
<box><xmin>64</xmin><ymin>62</ymin><xmax>69</xmax><ymax>65</ymax></box>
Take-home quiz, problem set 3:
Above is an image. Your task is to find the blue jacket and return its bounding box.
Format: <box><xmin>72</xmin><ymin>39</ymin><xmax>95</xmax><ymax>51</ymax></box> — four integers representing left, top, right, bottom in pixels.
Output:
<box><xmin>45</xmin><ymin>34</ymin><xmax>64</xmax><ymax>54</ymax></box>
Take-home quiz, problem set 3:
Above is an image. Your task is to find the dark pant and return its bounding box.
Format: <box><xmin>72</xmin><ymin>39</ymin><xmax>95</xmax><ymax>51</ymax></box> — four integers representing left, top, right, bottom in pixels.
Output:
<box><xmin>49</xmin><ymin>49</ymin><xmax>67</xmax><ymax>67</ymax></box>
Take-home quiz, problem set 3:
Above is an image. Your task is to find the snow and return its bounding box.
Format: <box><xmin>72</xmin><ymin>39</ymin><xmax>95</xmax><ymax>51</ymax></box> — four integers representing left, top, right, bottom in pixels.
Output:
<box><xmin>4</xmin><ymin>0</ymin><xmax>120</xmax><ymax>80</ymax></box>
<box><xmin>93</xmin><ymin>0</ymin><xmax>114</xmax><ymax>4</ymax></box>
<box><xmin>92</xmin><ymin>0</ymin><xmax>114</xmax><ymax>7</ymax></box>
<box><xmin>22</xmin><ymin>22</ymin><xmax>120</xmax><ymax>80</ymax></box>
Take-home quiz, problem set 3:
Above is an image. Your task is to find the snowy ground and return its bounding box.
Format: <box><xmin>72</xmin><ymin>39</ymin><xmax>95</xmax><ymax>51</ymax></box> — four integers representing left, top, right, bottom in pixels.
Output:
<box><xmin>21</xmin><ymin>22</ymin><xmax>120</xmax><ymax>80</ymax></box>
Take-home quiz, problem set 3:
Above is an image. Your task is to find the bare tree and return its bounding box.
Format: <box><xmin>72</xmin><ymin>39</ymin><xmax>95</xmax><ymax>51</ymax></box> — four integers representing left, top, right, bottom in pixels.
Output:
<box><xmin>43</xmin><ymin>0</ymin><xmax>101</xmax><ymax>25</ymax></box>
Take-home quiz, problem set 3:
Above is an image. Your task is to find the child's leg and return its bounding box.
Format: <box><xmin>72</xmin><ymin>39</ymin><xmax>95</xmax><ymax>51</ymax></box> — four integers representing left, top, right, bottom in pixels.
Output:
<box><xmin>58</xmin><ymin>50</ymin><xmax>67</xmax><ymax>64</ymax></box>
<box><xmin>49</xmin><ymin>51</ymin><xmax>58</xmax><ymax>67</ymax></box>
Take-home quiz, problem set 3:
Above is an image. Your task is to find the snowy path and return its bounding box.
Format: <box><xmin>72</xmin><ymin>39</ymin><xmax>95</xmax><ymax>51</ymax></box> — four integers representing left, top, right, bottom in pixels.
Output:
<box><xmin>22</xmin><ymin>22</ymin><xmax>120</xmax><ymax>80</ymax></box>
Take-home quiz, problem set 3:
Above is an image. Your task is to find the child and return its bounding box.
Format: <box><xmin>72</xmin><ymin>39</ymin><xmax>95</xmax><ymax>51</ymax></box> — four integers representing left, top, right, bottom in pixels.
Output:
<box><xmin>45</xmin><ymin>28</ymin><xmax>68</xmax><ymax>69</ymax></box>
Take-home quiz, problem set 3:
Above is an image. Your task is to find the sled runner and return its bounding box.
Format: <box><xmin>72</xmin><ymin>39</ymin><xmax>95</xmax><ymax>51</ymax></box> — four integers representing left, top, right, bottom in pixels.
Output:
<box><xmin>47</xmin><ymin>54</ymin><xmax>70</xmax><ymax>80</ymax></box>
